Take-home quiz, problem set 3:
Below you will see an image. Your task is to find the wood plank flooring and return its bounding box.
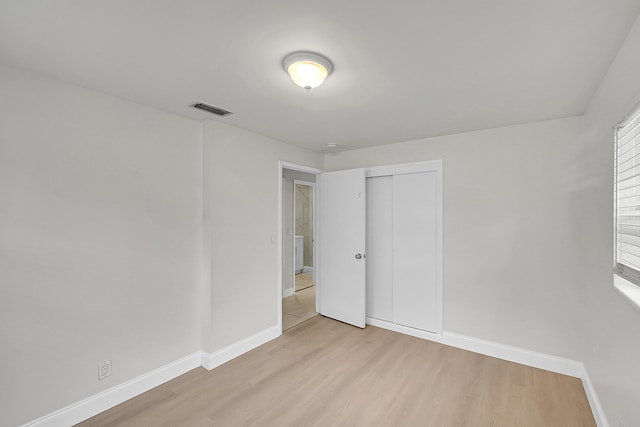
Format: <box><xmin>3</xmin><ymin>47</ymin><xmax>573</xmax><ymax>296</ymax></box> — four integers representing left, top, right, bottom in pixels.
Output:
<box><xmin>295</xmin><ymin>273</ymin><xmax>313</xmax><ymax>292</ymax></box>
<box><xmin>76</xmin><ymin>316</ymin><xmax>595</xmax><ymax>427</ymax></box>
<box><xmin>282</xmin><ymin>285</ymin><xmax>316</xmax><ymax>331</ymax></box>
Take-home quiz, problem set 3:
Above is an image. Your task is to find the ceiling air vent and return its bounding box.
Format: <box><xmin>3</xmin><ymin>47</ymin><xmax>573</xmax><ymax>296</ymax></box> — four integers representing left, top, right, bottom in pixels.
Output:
<box><xmin>191</xmin><ymin>103</ymin><xmax>233</xmax><ymax>117</ymax></box>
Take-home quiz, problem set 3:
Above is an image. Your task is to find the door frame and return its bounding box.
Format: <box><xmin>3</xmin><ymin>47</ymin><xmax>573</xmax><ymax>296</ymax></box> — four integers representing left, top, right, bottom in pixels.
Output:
<box><xmin>278</xmin><ymin>161</ymin><xmax>323</xmax><ymax>333</ymax></box>
<box><xmin>293</xmin><ymin>179</ymin><xmax>316</xmax><ymax>293</ymax></box>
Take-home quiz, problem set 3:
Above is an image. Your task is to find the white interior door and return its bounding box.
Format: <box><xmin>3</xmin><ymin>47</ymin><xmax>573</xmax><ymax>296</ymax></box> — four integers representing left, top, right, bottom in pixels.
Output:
<box><xmin>393</xmin><ymin>172</ymin><xmax>438</xmax><ymax>332</ymax></box>
<box><xmin>318</xmin><ymin>169</ymin><xmax>366</xmax><ymax>328</ymax></box>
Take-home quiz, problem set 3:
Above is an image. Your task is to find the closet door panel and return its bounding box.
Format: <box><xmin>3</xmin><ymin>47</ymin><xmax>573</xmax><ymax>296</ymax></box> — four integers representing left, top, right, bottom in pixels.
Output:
<box><xmin>393</xmin><ymin>172</ymin><xmax>438</xmax><ymax>332</ymax></box>
<box><xmin>366</xmin><ymin>176</ymin><xmax>393</xmax><ymax>321</ymax></box>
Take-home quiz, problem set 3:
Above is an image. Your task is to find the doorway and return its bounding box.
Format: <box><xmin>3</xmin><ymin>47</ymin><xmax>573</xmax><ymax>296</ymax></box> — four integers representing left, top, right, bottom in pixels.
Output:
<box><xmin>277</xmin><ymin>160</ymin><xmax>442</xmax><ymax>336</ymax></box>
<box><xmin>281</xmin><ymin>166</ymin><xmax>320</xmax><ymax>332</ymax></box>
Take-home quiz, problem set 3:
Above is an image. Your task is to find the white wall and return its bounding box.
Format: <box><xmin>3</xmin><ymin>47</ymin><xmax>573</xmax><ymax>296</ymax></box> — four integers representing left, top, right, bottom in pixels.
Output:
<box><xmin>202</xmin><ymin>121</ymin><xmax>322</xmax><ymax>351</ymax></box>
<box><xmin>0</xmin><ymin>65</ymin><xmax>203</xmax><ymax>426</ymax></box>
<box><xmin>325</xmin><ymin>116</ymin><xmax>587</xmax><ymax>361</ymax></box>
<box><xmin>582</xmin><ymin>14</ymin><xmax>640</xmax><ymax>427</ymax></box>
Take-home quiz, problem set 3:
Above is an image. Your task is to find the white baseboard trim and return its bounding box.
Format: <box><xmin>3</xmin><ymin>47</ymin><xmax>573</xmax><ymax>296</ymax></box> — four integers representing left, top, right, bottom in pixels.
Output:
<box><xmin>201</xmin><ymin>325</ymin><xmax>281</xmax><ymax>371</ymax></box>
<box><xmin>366</xmin><ymin>317</ymin><xmax>442</xmax><ymax>341</ymax></box>
<box><xmin>366</xmin><ymin>317</ymin><xmax>607</xmax><ymax>425</ymax></box>
<box><xmin>366</xmin><ymin>317</ymin><xmax>583</xmax><ymax>377</ymax></box>
<box><xmin>283</xmin><ymin>287</ymin><xmax>295</xmax><ymax>298</ymax></box>
<box><xmin>22</xmin><ymin>326</ymin><xmax>281</xmax><ymax>426</ymax></box>
<box><xmin>22</xmin><ymin>321</ymin><xmax>609</xmax><ymax>427</ymax></box>
<box><xmin>21</xmin><ymin>352</ymin><xmax>202</xmax><ymax>427</ymax></box>
<box><xmin>302</xmin><ymin>266</ymin><xmax>313</xmax><ymax>274</ymax></box>
<box><xmin>581</xmin><ymin>369</ymin><xmax>609</xmax><ymax>427</ymax></box>
<box><xmin>442</xmin><ymin>332</ymin><xmax>586</xmax><ymax>378</ymax></box>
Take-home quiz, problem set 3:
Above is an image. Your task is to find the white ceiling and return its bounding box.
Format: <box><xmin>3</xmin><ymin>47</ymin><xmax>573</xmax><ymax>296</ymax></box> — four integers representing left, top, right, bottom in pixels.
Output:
<box><xmin>1</xmin><ymin>1</ymin><xmax>639</xmax><ymax>152</ymax></box>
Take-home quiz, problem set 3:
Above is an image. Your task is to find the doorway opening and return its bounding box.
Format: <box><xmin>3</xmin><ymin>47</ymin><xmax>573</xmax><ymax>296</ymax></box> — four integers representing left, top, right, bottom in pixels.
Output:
<box><xmin>281</xmin><ymin>166</ymin><xmax>320</xmax><ymax>332</ymax></box>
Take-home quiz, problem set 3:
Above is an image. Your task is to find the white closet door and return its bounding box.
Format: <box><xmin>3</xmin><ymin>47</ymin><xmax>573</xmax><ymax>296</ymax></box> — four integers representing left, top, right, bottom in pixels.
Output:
<box><xmin>392</xmin><ymin>172</ymin><xmax>438</xmax><ymax>332</ymax></box>
<box><xmin>366</xmin><ymin>176</ymin><xmax>393</xmax><ymax>321</ymax></box>
<box><xmin>318</xmin><ymin>169</ymin><xmax>367</xmax><ymax>328</ymax></box>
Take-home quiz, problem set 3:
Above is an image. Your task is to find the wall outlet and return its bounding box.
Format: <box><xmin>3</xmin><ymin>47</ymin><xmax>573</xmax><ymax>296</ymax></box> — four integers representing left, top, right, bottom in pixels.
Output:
<box><xmin>98</xmin><ymin>360</ymin><xmax>112</xmax><ymax>380</ymax></box>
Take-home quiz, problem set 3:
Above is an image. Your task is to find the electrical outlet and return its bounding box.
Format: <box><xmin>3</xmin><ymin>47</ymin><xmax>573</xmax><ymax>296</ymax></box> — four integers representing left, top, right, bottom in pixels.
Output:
<box><xmin>98</xmin><ymin>360</ymin><xmax>112</xmax><ymax>380</ymax></box>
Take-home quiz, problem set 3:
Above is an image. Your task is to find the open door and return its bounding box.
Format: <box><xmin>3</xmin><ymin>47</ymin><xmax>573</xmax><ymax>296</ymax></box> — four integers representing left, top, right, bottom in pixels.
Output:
<box><xmin>317</xmin><ymin>169</ymin><xmax>366</xmax><ymax>328</ymax></box>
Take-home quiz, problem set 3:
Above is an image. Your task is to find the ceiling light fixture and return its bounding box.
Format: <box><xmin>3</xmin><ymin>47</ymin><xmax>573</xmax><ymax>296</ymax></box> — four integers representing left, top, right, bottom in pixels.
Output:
<box><xmin>283</xmin><ymin>51</ymin><xmax>333</xmax><ymax>92</ymax></box>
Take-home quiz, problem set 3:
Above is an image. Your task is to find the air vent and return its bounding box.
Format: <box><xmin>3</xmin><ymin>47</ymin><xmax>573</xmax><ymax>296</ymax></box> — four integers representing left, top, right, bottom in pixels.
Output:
<box><xmin>191</xmin><ymin>103</ymin><xmax>233</xmax><ymax>117</ymax></box>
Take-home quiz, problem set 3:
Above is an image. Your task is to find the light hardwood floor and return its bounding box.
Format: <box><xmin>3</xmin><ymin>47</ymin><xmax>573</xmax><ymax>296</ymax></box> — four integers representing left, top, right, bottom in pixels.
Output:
<box><xmin>282</xmin><ymin>285</ymin><xmax>316</xmax><ymax>331</ymax></box>
<box><xmin>295</xmin><ymin>273</ymin><xmax>313</xmax><ymax>292</ymax></box>
<box><xmin>77</xmin><ymin>316</ymin><xmax>595</xmax><ymax>427</ymax></box>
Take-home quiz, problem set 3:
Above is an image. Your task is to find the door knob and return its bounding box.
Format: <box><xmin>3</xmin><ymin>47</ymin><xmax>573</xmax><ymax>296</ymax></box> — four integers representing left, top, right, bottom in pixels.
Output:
<box><xmin>355</xmin><ymin>253</ymin><xmax>363</xmax><ymax>259</ymax></box>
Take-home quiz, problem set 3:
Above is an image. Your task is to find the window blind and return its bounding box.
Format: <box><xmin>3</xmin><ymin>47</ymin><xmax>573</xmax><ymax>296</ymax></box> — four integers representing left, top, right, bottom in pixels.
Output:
<box><xmin>615</xmin><ymin>107</ymin><xmax>640</xmax><ymax>283</ymax></box>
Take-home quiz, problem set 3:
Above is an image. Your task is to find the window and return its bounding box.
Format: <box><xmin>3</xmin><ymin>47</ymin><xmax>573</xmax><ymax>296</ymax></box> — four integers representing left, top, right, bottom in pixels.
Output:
<box><xmin>615</xmin><ymin>106</ymin><xmax>640</xmax><ymax>286</ymax></box>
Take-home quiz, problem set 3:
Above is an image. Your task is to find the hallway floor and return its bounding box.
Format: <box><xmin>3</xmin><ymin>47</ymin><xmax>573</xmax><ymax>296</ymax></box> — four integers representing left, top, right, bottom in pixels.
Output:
<box><xmin>282</xmin><ymin>285</ymin><xmax>316</xmax><ymax>331</ymax></box>
<box><xmin>295</xmin><ymin>273</ymin><xmax>313</xmax><ymax>292</ymax></box>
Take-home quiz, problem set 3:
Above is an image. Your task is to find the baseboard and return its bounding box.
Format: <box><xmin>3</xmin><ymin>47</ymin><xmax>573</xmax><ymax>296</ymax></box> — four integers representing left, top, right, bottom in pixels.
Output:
<box><xmin>283</xmin><ymin>287</ymin><xmax>295</xmax><ymax>298</ymax></box>
<box><xmin>22</xmin><ymin>325</ymin><xmax>282</xmax><ymax>426</ymax></box>
<box><xmin>22</xmin><ymin>326</ymin><xmax>281</xmax><ymax>426</ymax></box>
<box><xmin>367</xmin><ymin>317</ymin><xmax>606</xmax><ymax>425</ymax></box>
<box><xmin>581</xmin><ymin>369</ymin><xmax>609</xmax><ymax>427</ymax></box>
<box><xmin>21</xmin><ymin>321</ymin><xmax>609</xmax><ymax>427</ymax></box>
<box><xmin>442</xmin><ymin>332</ymin><xmax>586</xmax><ymax>378</ymax></box>
<box><xmin>302</xmin><ymin>266</ymin><xmax>313</xmax><ymax>274</ymax></box>
<box><xmin>367</xmin><ymin>317</ymin><xmax>442</xmax><ymax>341</ymax></box>
<box><xmin>21</xmin><ymin>352</ymin><xmax>202</xmax><ymax>427</ymax></box>
<box><xmin>366</xmin><ymin>317</ymin><xmax>584</xmax><ymax>377</ymax></box>
<box><xmin>201</xmin><ymin>325</ymin><xmax>281</xmax><ymax>371</ymax></box>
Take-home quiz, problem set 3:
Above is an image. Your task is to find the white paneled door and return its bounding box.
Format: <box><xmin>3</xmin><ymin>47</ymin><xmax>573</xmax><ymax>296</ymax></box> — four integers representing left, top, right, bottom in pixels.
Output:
<box><xmin>365</xmin><ymin>169</ymin><xmax>440</xmax><ymax>334</ymax></box>
<box><xmin>318</xmin><ymin>169</ymin><xmax>367</xmax><ymax>328</ymax></box>
<box><xmin>392</xmin><ymin>172</ymin><xmax>439</xmax><ymax>332</ymax></box>
<box><xmin>366</xmin><ymin>175</ymin><xmax>393</xmax><ymax>322</ymax></box>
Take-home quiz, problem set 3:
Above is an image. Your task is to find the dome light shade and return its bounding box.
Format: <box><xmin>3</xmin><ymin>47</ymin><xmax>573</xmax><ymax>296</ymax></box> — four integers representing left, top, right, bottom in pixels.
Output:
<box><xmin>283</xmin><ymin>52</ymin><xmax>333</xmax><ymax>91</ymax></box>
